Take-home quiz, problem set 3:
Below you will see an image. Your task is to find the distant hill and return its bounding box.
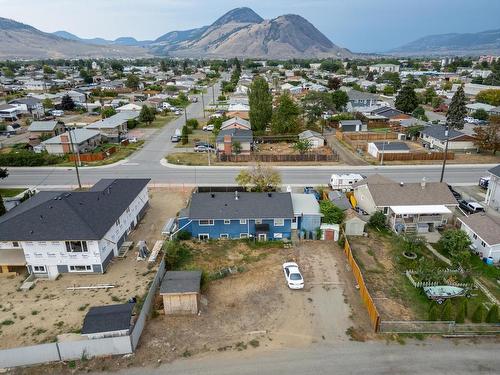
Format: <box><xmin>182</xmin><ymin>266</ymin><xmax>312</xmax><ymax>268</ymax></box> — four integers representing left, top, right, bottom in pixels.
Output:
<box><xmin>389</xmin><ymin>28</ymin><xmax>500</xmax><ymax>56</ymax></box>
<box><xmin>0</xmin><ymin>18</ymin><xmax>149</xmax><ymax>59</ymax></box>
<box><xmin>0</xmin><ymin>8</ymin><xmax>352</xmax><ymax>59</ymax></box>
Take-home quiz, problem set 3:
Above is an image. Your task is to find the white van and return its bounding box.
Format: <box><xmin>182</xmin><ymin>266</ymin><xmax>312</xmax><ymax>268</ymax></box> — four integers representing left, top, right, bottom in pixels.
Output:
<box><xmin>329</xmin><ymin>173</ymin><xmax>364</xmax><ymax>191</ymax></box>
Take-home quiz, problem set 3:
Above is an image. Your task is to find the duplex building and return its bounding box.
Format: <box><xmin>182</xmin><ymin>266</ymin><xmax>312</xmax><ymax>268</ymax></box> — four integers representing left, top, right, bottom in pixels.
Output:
<box><xmin>0</xmin><ymin>179</ymin><xmax>150</xmax><ymax>279</ymax></box>
<box><xmin>458</xmin><ymin>213</ymin><xmax>500</xmax><ymax>263</ymax></box>
<box><xmin>178</xmin><ymin>192</ymin><xmax>294</xmax><ymax>241</ymax></box>
<box><xmin>420</xmin><ymin>125</ymin><xmax>476</xmax><ymax>152</ymax></box>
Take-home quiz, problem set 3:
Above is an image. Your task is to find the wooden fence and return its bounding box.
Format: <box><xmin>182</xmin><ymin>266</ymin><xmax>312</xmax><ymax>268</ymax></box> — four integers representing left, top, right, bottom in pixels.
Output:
<box><xmin>377</xmin><ymin>151</ymin><xmax>454</xmax><ymax>161</ymax></box>
<box><xmin>379</xmin><ymin>321</ymin><xmax>500</xmax><ymax>334</ymax></box>
<box><xmin>342</xmin><ymin>234</ymin><xmax>381</xmax><ymax>332</ymax></box>
<box><xmin>69</xmin><ymin>147</ymin><xmax>117</xmax><ymax>162</ymax></box>
<box><xmin>218</xmin><ymin>153</ymin><xmax>339</xmax><ymax>163</ymax></box>
<box><xmin>340</xmin><ymin>131</ymin><xmax>399</xmax><ymax>141</ymax></box>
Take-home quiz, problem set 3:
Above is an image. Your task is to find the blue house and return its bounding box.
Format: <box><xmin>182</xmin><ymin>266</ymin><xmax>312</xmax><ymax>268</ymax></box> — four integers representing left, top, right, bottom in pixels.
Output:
<box><xmin>177</xmin><ymin>192</ymin><xmax>294</xmax><ymax>241</ymax></box>
<box><xmin>291</xmin><ymin>194</ymin><xmax>322</xmax><ymax>235</ymax></box>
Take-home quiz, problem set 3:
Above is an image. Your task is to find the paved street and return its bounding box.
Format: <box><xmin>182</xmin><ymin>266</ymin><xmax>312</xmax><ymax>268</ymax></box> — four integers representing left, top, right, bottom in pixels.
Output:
<box><xmin>104</xmin><ymin>341</ymin><xmax>499</xmax><ymax>375</ymax></box>
<box><xmin>0</xmin><ymin>79</ymin><xmax>496</xmax><ymax>189</ymax></box>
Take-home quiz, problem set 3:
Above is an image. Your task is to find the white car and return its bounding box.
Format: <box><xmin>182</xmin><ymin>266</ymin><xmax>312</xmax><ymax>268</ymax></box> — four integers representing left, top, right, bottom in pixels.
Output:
<box><xmin>282</xmin><ymin>262</ymin><xmax>304</xmax><ymax>289</ymax></box>
<box><xmin>203</xmin><ymin>124</ymin><xmax>214</xmax><ymax>132</ymax></box>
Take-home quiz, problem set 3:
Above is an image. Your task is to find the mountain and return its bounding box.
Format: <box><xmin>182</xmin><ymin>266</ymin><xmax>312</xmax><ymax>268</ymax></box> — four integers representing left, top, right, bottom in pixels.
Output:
<box><xmin>389</xmin><ymin>28</ymin><xmax>500</xmax><ymax>56</ymax></box>
<box><xmin>53</xmin><ymin>30</ymin><xmax>111</xmax><ymax>45</ymax></box>
<box><xmin>0</xmin><ymin>17</ymin><xmax>149</xmax><ymax>59</ymax></box>
<box><xmin>150</xmin><ymin>8</ymin><xmax>352</xmax><ymax>59</ymax></box>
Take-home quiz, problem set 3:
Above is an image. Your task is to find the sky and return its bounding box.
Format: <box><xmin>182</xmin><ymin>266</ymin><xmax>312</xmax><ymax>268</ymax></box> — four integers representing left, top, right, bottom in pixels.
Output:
<box><xmin>1</xmin><ymin>0</ymin><xmax>499</xmax><ymax>52</ymax></box>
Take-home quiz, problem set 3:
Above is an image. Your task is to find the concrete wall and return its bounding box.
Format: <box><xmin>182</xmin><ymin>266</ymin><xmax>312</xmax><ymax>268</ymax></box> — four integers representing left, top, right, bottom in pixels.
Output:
<box><xmin>58</xmin><ymin>336</ymin><xmax>133</xmax><ymax>361</ymax></box>
<box><xmin>0</xmin><ymin>343</ymin><xmax>60</xmax><ymax>368</ymax></box>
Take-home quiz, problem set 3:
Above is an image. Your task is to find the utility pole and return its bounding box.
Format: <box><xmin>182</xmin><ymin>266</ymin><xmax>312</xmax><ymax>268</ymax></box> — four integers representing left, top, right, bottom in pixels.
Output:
<box><xmin>66</xmin><ymin>127</ymin><xmax>82</xmax><ymax>189</ymax></box>
<box><xmin>380</xmin><ymin>129</ymin><xmax>388</xmax><ymax>166</ymax></box>
<box><xmin>440</xmin><ymin>125</ymin><xmax>450</xmax><ymax>183</ymax></box>
<box><xmin>201</xmin><ymin>90</ymin><xmax>206</xmax><ymax>119</ymax></box>
<box><xmin>184</xmin><ymin>107</ymin><xmax>188</xmax><ymax>124</ymax></box>
<box><xmin>212</xmin><ymin>84</ymin><xmax>216</xmax><ymax>108</ymax></box>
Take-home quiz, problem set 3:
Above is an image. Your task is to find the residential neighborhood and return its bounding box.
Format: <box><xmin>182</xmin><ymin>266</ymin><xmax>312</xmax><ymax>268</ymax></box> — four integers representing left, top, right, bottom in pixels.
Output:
<box><xmin>0</xmin><ymin>2</ymin><xmax>499</xmax><ymax>374</ymax></box>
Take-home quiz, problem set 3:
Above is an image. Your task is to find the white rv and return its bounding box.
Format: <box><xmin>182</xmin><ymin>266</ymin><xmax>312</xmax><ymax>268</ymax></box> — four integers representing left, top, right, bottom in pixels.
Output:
<box><xmin>330</xmin><ymin>173</ymin><xmax>365</xmax><ymax>191</ymax></box>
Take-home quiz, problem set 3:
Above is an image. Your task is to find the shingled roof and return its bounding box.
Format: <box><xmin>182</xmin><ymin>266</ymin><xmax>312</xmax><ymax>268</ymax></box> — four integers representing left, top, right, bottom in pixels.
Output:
<box><xmin>0</xmin><ymin>179</ymin><xmax>150</xmax><ymax>241</ymax></box>
<box><xmin>459</xmin><ymin>213</ymin><xmax>500</xmax><ymax>245</ymax></box>
<box><xmin>82</xmin><ymin>303</ymin><xmax>134</xmax><ymax>335</ymax></box>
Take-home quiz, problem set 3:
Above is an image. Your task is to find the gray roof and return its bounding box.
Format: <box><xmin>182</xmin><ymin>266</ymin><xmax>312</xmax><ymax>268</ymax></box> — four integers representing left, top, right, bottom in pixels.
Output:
<box><xmin>298</xmin><ymin>130</ymin><xmax>324</xmax><ymax>140</ymax></box>
<box><xmin>327</xmin><ymin>191</ymin><xmax>351</xmax><ymax>210</ymax></box>
<box><xmin>82</xmin><ymin>303</ymin><xmax>134</xmax><ymax>334</ymax></box>
<box><xmin>371</xmin><ymin>106</ymin><xmax>404</xmax><ymax>118</ymax></box>
<box><xmin>0</xmin><ymin>179</ymin><xmax>150</xmax><ymax>241</ymax></box>
<box><xmin>339</xmin><ymin>120</ymin><xmax>362</xmax><ymax>126</ymax></box>
<box><xmin>459</xmin><ymin>213</ymin><xmax>500</xmax><ymax>245</ymax></box>
<box><xmin>216</xmin><ymin>128</ymin><xmax>253</xmax><ymax>143</ymax></box>
<box><xmin>221</xmin><ymin>117</ymin><xmax>250</xmax><ymax>129</ymax></box>
<box><xmin>420</xmin><ymin>125</ymin><xmax>467</xmax><ymax>141</ymax></box>
<box><xmin>372</xmin><ymin>142</ymin><xmax>410</xmax><ymax>151</ymax></box>
<box><xmin>488</xmin><ymin>164</ymin><xmax>500</xmax><ymax>178</ymax></box>
<box><xmin>43</xmin><ymin>129</ymin><xmax>100</xmax><ymax>145</ymax></box>
<box><xmin>185</xmin><ymin>192</ymin><xmax>294</xmax><ymax>220</ymax></box>
<box><xmin>160</xmin><ymin>271</ymin><xmax>202</xmax><ymax>294</ymax></box>
<box><xmin>86</xmin><ymin>111</ymin><xmax>139</xmax><ymax>130</ymax></box>
<box><xmin>347</xmin><ymin>90</ymin><xmax>379</xmax><ymax>101</ymax></box>
<box><xmin>9</xmin><ymin>97</ymin><xmax>41</xmax><ymax>107</ymax></box>
<box><xmin>28</xmin><ymin>121</ymin><xmax>60</xmax><ymax>132</ymax></box>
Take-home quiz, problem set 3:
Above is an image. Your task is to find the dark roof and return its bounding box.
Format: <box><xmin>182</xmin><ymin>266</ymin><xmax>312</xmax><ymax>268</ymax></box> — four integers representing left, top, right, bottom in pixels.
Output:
<box><xmin>420</xmin><ymin>125</ymin><xmax>466</xmax><ymax>141</ymax></box>
<box><xmin>160</xmin><ymin>271</ymin><xmax>202</xmax><ymax>294</ymax></box>
<box><xmin>0</xmin><ymin>179</ymin><xmax>150</xmax><ymax>241</ymax></box>
<box><xmin>9</xmin><ymin>97</ymin><xmax>41</xmax><ymax>106</ymax></box>
<box><xmin>371</xmin><ymin>106</ymin><xmax>404</xmax><ymax>118</ymax></box>
<box><xmin>488</xmin><ymin>165</ymin><xmax>500</xmax><ymax>178</ymax></box>
<box><xmin>185</xmin><ymin>192</ymin><xmax>294</xmax><ymax>220</ymax></box>
<box><xmin>81</xmin><ymin>303</ymin><xmax>134</xmax><ymax>334</ymax></box>
<box><xmin>216</xmin><ymin>128</ymin><xmax>253</xmax><ymax>143</ymax></box>
<box><xmin>347</xmin><ymin>90</ymin><xmax>379</xmax><ymax>101</ymax></box>
<box><xmin>372</xmin><ymin>142</ymin><xmax>410</xmax><ymax>151</ymax></box>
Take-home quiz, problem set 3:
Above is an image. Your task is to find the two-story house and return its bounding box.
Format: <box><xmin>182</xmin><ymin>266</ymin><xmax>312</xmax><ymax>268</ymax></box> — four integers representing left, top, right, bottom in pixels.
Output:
<box><xmin>177</xmin><ymin>192</ymin><xmax>294</xmax><ymax>241</ymax></box>
<box><xmin>0</xmin><ymin>179</ymin><xmax>150</xmax><ymax>279</ymax></box>
<box><xmin>420</xmin><ymin>125</ymin><xmax>476</xmax><ymax>152</ymax></box>
<box><xmin>485</xmin><ymin>165</ymin><xmax>500</xmax><ymax>212</ymax></box>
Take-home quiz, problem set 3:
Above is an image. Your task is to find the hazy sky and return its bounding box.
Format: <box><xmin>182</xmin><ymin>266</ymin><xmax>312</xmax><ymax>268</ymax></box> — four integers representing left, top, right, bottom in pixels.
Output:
<box><xmin>1</xmin><ymin>0</ymin><xmax>499</xmax><ymax>52</ymax></box>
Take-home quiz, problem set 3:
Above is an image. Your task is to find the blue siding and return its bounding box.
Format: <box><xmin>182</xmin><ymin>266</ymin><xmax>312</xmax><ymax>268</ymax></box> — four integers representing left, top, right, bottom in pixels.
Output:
<box><xmin>178</xmin><ymin>218</ymin><xmax>292</xmax><ymax>240</ymax></box>
<box><xmin>299</xmin><ymin>214</ymin><xmax>322</xmax><ymax>232</ymax></box>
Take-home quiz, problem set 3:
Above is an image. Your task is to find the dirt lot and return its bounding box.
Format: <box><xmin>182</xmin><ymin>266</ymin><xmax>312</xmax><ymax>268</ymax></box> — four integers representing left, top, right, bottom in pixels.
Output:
<box><xmin>24</xmin><ymin>241</ymin><xmax>371</xmax><ymax>374</ymax></box>
<box><xmin>0</xmin><ymin>190</ymin><xmax>188</xmax><ymax>350</ymax></box>
<box><xmin>256</xmin><ymin>142</ymin><xmax>334</xmax><ymax>156</ymax></box>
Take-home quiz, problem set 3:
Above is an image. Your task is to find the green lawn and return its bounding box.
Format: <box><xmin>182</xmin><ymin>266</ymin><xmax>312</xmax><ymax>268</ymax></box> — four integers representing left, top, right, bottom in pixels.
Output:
<box><xmin>137</xmin><ymin>115</ymin><xmax>176</xmax><ymax>129</ymax></box>
<box><xmin>57</xmin><ymin>141</ymin><xmax>145</xmax><ymax>167</ymax></box>
<box><xmin>166</xmin><ymin>152</ymin><xmax>215</xmax><ymax>166</ymax></box>
<box><xmin>0</xmin><ymin>188</ymin><xmax>26</xmax><ymax>197</ymax></box>
<box><xmin>175</xmin><ymin>129</ymin><xmax>215</xmax><ymax>148</ymax></box>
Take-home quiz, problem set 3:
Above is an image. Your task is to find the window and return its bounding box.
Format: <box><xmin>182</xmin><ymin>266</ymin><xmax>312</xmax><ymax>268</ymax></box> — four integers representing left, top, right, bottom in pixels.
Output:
<box><xmin>198</xmin><ymin>234</ymin><xmax>209</xmax><ymax>241</ymax></box>
<box><xmin>126</xmin><ymin>207</ymin><xmax>130</xmax><ymax>213</ymax></box>
<box><xmin>274</xmin><ymin>218</ymin><xmax>285</xmax><ymax>226</ymax></box>
<box><xmin>65</xmin><ymin>241</ymin><xmax>88</xmax><ymax>253</ymax></box>
<box><xmin>224</xmin><ymin>219</ymin><xmax>231</xmax><ymax>225</ymax></box>
<box><xmin>220</xmin><ymin>234</ymin><xmax>229</xmax><ymax>239</ymax></box>
<box><xmin>240</xmin><ymin>219</ymin><xmax>247</xmax><ymax>225</ymax></box>
<box><xmin>481</xmin><ymin>241</ymin><xmax>486</xmax><ymax>247</ymax></box>
<box><xmin>115</xmin><ymin>217</ymin><xmax>121</xmax><ymax>226</ymax></box>
<box><xmin>240</xmin><ymin>233</ymin><xmax>248</xmax><ymax>239</ymax></box>
<box><xmin>274</xmin><ymin>233</ymin><xmax>283</xmax><ymax>239</ymax></box>
<box><xmin>12</xmin><ymin>241</ymin><xmax>19</xmax><ymax>248</ymax></box>
<box><xmin>255</xmin><ymin>219</ymin><xmax>262</xmax><ymax>224</ymax></box>
<box><xmin>199</xmin><ymin>219</ymin><xmax>214</xmax><ymax>226</ymax></box>
<box><xmin>473</xmin><ymin>234</ymin><xmax>478</xmax><ymax>239</ymax></box>
<box><xmin>33</xmin><ymin>265</ymin><xmax>46</xmax><ymax>273</ymax></box>
<box><xmin>383</xmin><ymin>207</ymin><xmax>389</xmax><ymax>214</ymax></box>
<box><xmin>69</xmin><ymin>265</ymin><xmax>92</xmax><ymax>272</ymax></box>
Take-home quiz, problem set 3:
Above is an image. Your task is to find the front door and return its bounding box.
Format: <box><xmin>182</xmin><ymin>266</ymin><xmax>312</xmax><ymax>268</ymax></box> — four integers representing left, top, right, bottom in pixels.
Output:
<box><xmin>258</xmin><ymin>233</ymin><xmax>267</xmax><ymax>242</ymax></box>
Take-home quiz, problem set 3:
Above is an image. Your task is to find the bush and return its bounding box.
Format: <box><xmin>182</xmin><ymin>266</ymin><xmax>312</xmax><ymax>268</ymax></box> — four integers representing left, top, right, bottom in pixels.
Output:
<box><xmin>0</xmin><ymin>151</ymin><xmax>62</xmax><ymax>167</ymax></box>
<box><xmin>164</xmin><ymin>241</ymin><xmax>192</xmax><ymax>270</ymax></box>
<box><xmin>441</xmin><ymin>300</ymin><xmax>453</xmax><ymax>321</ymax></box>
<box><xmin>428</xmin><ymin>304</ymin><xmax>440</xmax><ymax>320</ymax></box>
<box><xmin>369</xmin><ymin>211</ymin><xmax>386</xmax><ymax>230</ymax></box>
<box><xmin>471</xmin><ymin>304</ymin><xmax>485</xmax><ymax>323</ymax></box>
<box><xmin>485</xmin><ymin>304</ymin><xmax>498</xmax><ymax>323</ymax></box>
<box><xmin>127</xmin><ymin>119</ymin><xmax>138</xmax><ymax>129</ymax></box>
<box><xmin>319</xmin><ymin>200</ymin><xmax>345</xmax><ymax>224</ymax></box>
<box><xmin>455</xmin><ymin>300</ymin><xmax>467</xmax><ymax>323</ymax></box>
<box><xmin>186</xmin><ymin>119</ymin><xmax>199</xmax><ymax>129</ymax></box>
<box><xmin>176</xmin><ymin>230</ymin><xmax>191</xmax><ymax>241</ymax></box>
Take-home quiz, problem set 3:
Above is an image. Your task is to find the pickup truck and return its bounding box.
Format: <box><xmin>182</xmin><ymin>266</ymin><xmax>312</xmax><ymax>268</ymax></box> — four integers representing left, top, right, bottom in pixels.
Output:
<box><xmin>458</xmin><ymin>199</ymin><xmax>485</xmax><ymax>214</ymax></box>
<box><xmin>304</xmin><ymin>187</ymin><xmax>320</xmax><ymax>200</ymax></box>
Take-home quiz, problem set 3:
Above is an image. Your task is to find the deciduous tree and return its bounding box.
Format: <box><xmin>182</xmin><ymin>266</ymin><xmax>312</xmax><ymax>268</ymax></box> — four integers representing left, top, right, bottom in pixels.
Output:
<box><xmin>235</xmin><ymin>164</ymin><xmax>281</xmax><ymax>192</ymax></box>
<box><xmin>271</xmin><ymin>92</ymin><xmax>300</xmax><ymax>134</ymax></box>
<box><xmin>473</xmin><ymin>119</ymin><xmax>500</xmax><ymax>155</ymax></box>
<box><xmin>248</xmin><ymin>76</ymin><xmax>272</xmax><ymax>132</ymax></box>
<box><xmin>319</xmin><ymin>201</ymin><xmax>345</xmax><ymax>224</ymax></box>
<box><xmin>139</xmin><ymin>105</ymin><xmax>155</xmax><ymax>125</ymax></box>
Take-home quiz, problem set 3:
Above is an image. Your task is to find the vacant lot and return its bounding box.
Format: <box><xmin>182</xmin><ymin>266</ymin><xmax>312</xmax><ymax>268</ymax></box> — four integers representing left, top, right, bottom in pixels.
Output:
<box><xmin>0</xmin><ymin>189</ymin><xmax>188</xmax><ymax>350</ymax></box>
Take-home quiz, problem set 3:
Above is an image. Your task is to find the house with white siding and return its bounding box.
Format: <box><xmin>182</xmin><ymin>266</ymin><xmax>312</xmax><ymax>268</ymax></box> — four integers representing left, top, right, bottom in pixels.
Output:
<box><xmin>458</xmin><ymin>213</ymin><xmax>500</xmax><ymax>263</ymax></box>
<box><xmin>420</xmin><ymin>125</ymin><xmax>477</xmax><ymax>152</ymax></box>
<box><xmin>0</xmin><ymin>179</ymin><xmax>150</xmax><ymax>279</ymax></box>
<box><xmin>485</xmin><ymin>165</ymin><xmax>500</xmax><ymax>212</ymax></box>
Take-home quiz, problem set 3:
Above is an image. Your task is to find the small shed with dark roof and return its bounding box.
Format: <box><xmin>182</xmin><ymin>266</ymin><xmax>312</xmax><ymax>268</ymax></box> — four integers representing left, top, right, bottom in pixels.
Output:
<box><xmin>160</xmin><ymin>271</ymin><xmax>202</xmax><ymax>315</ymax></box>
<box><xmin>81</xmin><ymin>303</ymin><xmax>134</xmax><ymax>339</ymax></box>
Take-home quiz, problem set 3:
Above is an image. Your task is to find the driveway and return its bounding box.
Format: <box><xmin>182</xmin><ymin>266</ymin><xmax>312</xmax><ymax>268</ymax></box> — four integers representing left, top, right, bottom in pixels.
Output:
<box><xmin>326</xmin><ymin>130</ymin><xmax>368</xmax><ymax>166</ymax></box>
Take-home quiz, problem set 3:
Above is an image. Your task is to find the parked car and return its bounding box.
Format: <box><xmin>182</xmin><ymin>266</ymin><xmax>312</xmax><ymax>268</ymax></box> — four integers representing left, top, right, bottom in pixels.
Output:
<box><xmin>303</xmin><ymin>186</ymin><xmax>320</xmax><ymax>200</ymax></box>
<box><xmin>282</xmin><ymin>262</ymin><xmax>304</xmax><ymax>290</ymax></box>
<box><xmin>194</xmin><ymin>144</ymin><xmax>215</xmax><ymax>152</ymax></box>
<box><xmin>202</xmin><ymin>124</ymin><xmax>214</xmax><ymax>132</ymax></box>
<box><xmin>458</xmin><ymin>199</ymin><xmax>485</xmax><ymax>214</ymax></box>
<box><xmin>479</xmin><ymin>176</ymin><xmax>490</xmax><ymax>189</ymax></box>
<box><xmin>128</xmin><ymin>137</ymin><xmax>138</xmax><ymax>143</ymax></box>
<box><xmin>50</xmin><ymin>110</ymin><xmax>64</xmax><ymax>117</ymax></box>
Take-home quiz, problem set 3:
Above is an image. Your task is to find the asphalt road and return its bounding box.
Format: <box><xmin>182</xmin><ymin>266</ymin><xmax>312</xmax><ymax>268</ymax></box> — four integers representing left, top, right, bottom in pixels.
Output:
<box><xmin>1</xmin><ymin>79</ymin><xmax>496</xmax><ymax>188</ymax></box>
<box><xmin>104</xmin><ymin>341</ymin><xmax>499</xmax><ymax>375</ymax></box>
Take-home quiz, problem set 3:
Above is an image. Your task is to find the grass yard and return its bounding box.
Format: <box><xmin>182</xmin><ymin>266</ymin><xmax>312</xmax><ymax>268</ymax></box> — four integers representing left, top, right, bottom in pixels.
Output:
<box><xmin>137</xmin><ymin>115</ymin><xmax>176</xmax><ymax>129</ymax></box>
<box><xmin>57</xmin><ymin>141</ymin><xmax>145</xmax><ymax>167</ymax></box>
<box><xmin>167</xmin><ymin>152</ymin><xmax>215</xmax><ymax>166</ymax></box>
<box><xmin>0</xmin><ymin>188</ymin><xmax>26</xmax><ymax>197</ymax></box>
<box><xmin>175</xmin><ymin>129</ymin><xmax>215</xmax><ymax>148</ymax></box>
<box><xmin>348</xmin><ymin>230</ymin><xmax>494</xmax><ymax>322</ymax></box>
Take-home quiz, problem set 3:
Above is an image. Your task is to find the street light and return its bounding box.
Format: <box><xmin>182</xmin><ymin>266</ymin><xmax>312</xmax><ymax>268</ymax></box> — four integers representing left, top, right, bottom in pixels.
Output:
<box><xmin>440</xmin><ymin>125</ymin><xmax>450</xmax><ymax>183</ymax></box>
<box><xmin>65</xmin><ymin>126</ymin><xmax>82</xmax><ymax>189</ymax></box>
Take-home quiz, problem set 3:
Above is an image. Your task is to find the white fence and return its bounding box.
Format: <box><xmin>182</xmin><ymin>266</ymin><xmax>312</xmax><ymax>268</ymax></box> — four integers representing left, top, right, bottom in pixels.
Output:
<box><xmin>405</xmin><ymin>270</ymin><xmax>474</xmax><ymax>289</ymax></box>
<box><xmin>0</xmin><ymin>258</ymin><xmax>166</xmax><ymax>369</ymax></box>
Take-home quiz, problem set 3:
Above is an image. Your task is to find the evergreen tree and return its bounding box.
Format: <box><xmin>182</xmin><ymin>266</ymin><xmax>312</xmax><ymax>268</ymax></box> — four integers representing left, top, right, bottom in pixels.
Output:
<box><xmin>485</xmin><ymin>304</ymin><xmax>498</xmax><ymax>323</ymax></box>
<box><xmin>447</xmin><ymin>85</ymin><xmax>467</xmax><ymax>130</ymax></box>
<box><xmin>455</xmin><ymin>300</ymin><xmax>466</xmax><ymax>323</ymax></box>
<box><xmin>441</xmin><ymin>300</ymin><xmax>453</xmax><ymax>321</ymax></box>
<box><xmin>271</xmin><ymin>92</ymin><xmax>300</xmax><ymax>134</ymax></box>
<box><xmin>248</xmin><ymin>76</ymin><xmax>272</xmax><ymax>132</ymax></box>
<box><xmin>60</xmin><ymin>95</ymin><xmax>75</xmax><ymax>111</ymax></box>
<box><xmin>471</xmin><ymin>304</ymin><xmax>485</xmax><ymax>323</ymax></box>
<box><xmin>395</xmin><ymin>84</ymin><xmax>419</xmax><ymax>113</ymax></box>
<box><xmin>181</xmin><ymin>125</ymin><xmax>189</xmax><ymax>144</ymax></box>
<box><xmin>428</xmin><ymin>304</ymin><xmax>440</xmax><ymax>320</ymax></box>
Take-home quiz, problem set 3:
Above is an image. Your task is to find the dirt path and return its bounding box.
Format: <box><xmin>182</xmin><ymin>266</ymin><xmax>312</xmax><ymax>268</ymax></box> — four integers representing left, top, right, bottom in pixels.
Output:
<box><xmin>327</xmin><ymin>134</ymin><xmax>368</xmax><ymax>166</ymax></box>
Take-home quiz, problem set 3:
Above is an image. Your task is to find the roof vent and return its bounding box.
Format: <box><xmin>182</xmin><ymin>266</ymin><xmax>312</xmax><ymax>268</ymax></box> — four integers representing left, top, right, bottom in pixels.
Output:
<box><xmin>400</xmin><ymin>182</ymin><xmax>404</xmax><ymax>187</ymax></box>
<box><xmin>421</xmin><ymin>177</ymin><xmax>426</xmax><ymax>189</ymax></box>
<box><xmin>211</xmin><ymin>193</ymin><xmax>215</xmax><ymax>198</ymax></box>
<box><xmin>235</xmin><ymin>191</ymin><xmax>239</xmax><ymax>200</ymax></box>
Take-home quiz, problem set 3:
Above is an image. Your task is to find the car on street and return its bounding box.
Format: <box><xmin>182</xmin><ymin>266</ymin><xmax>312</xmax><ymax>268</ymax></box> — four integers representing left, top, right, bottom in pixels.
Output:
<box><xmin>282</xmin><ymin>262</ymin><xmax>304</xmax><ymax>290</ymax></box>
<box><xmin>203</xmin><ymin>124</ymin><xmax>214</xmax><ymax>132</ymax></box>
<box><xmin>194</xmin><ymin>144</ymin><xmax>215</xmax><ymax>152</ymax></box>
<box><xmin>458</xmin><ymin>199</ymin><xmax>485</xmax><ymax>214</ymax></box>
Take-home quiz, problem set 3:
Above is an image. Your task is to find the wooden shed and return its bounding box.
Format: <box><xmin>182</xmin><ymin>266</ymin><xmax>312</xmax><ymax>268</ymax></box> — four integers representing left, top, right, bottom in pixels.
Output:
<box><xmin>160</xmin><ymin>271</ymin><xmax>202</xmax><ymax>315</ymax></box>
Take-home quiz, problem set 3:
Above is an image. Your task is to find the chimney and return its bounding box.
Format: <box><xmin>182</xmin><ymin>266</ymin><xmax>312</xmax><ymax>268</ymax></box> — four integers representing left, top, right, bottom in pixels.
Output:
<box><xmin>400</xmin><ymin>182</ymin><xmax>404</xmax><ymax>187</ymax></box>
<box><xmin>224</xmin><ymin>135</ymin><xmax>232</xmax><ymax>155</ymax></box>
<box><xmin>235</xmin><ymin>191</ymin><xmax>239</xmax><ymax>200</ymax></box>
<box><xmin>61</xmin><ymin>133</ymin><xmax>71</xmax><ymax>153</ymax></box>
<box><xmin>421</xmin><ymin>177</ymin><xmax>426</xmax><ymax>189</ymax></box>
